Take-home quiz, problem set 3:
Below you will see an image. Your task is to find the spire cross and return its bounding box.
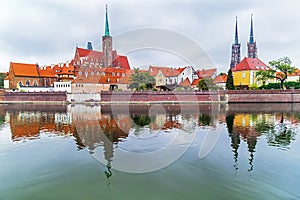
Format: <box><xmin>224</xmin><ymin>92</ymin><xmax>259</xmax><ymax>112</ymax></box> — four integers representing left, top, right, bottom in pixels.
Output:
<box><xmin>249</xmin><ymin>14</ymin><xmax>254</xmax><ymax>44</ymax></box>
<box><xmin>104</xmin><ymin>4</ymin><xmax>110</xmax><ymax>36</ymax></box>
<box><xmin>234</xmin><ymin>16</ymin><xmax>239</xmax><ymax>45</ymax></box>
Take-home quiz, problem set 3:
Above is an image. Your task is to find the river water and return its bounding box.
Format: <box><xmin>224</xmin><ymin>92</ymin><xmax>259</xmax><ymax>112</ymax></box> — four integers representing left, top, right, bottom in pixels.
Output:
<box><xmin>0</xmin><ymin>103</ymin><xmax>299</xmax><ymax>200</ymax></box>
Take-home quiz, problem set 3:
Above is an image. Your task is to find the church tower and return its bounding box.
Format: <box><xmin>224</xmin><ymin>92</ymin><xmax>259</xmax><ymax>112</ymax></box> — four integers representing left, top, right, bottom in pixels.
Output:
<box><xmin>247</xmin><ymin>15</ymin><xmax>258</xmax><ymax>58</ymax></box>
<box><xmin>230</xmin><ymin>17</ymin><xmax>241</xmax><ymax>68</ymax></box>
<box><xmin>102</xmin><ymin>5</ymin><xmax>113</xmax><ymax>68</ymax></box>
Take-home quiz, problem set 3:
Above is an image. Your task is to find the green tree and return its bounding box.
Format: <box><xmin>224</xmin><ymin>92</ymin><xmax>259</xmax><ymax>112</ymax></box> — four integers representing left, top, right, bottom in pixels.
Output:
<box><xmin>0</xmin><ymin>73</ymin><xmax>6</xmax><ymax>88</ymax></box>
<box><xmin>255</xmin><ymin>70</ymin><xmax>274</xmax><ymax>86</ymax></box>
<box><xmin>257</xmin><ymin>57</ymin><xmax>296</xmax><ymax>90</ymax></box>
<box><xmin>129</xmin><ymin>68</ymin><xmax>155</xmax><ymax>90</ymax></box>
<box><xmin>270</xmin><ymin>57</ymin><xmax>297</xmax><ymax>89</ymax></box>
<box><xmin>226</xmin><ymin>69</ymin><xmax>235</xmax><ymax>90</ymax></box>
<box><xmin>198</xmin><ymin>78</ymin><xmax>215</xmax><ymax>90</ymax></box>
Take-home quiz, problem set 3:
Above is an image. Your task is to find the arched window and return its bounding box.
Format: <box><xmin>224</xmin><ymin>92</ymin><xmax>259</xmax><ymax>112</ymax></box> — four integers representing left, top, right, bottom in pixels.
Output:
<box><xmin>96</xmin><ymin>72</ymin><xmax>100</xmax><ymax>76</ymax></box>
<box><xmin>26</xmin><ymin>80</ymin><xmax>30</xmax><ymax>86</ymax></box>
<box><xmin>33</xmin><ymin>81</ymin><xmax>37</xmax><ymax>87</ymax></box>
<box><xmin>91</xmin><ymin>72</ymin><xmax>95</xmax><ymax>76</ymax></box>
<box><xmin>117</xmin><ymin>72</ymin><xmax>120</xmax><ymax>77</ymax></box>
<box><xmin>112</xmin><ymin>72</ymin><xmax>115</xmax><ymax>77</ymax></box>
<box><xmin>79</xmin><ymin>71</ymin><xmax>82</xmax><ymax>76</ymax></box>
<box><xmin>19</xmin><ymin>81</ymin><xmax>23</xmax><ymax>87</ymax></box>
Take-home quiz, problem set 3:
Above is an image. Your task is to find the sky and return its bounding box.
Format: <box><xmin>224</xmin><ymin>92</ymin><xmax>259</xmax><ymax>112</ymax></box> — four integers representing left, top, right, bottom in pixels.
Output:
<box><xmin>0</xmin><ymin>0</ymin><xmax>299</xmax><ymax>73</ymax></box>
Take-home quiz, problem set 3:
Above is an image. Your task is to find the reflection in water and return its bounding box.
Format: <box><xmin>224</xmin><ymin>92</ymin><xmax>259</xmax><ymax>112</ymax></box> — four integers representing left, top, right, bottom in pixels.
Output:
<box><xmin>0</xmin><ymin>103</ymin><xmax>299</xmax><ymax>175</ymax></box>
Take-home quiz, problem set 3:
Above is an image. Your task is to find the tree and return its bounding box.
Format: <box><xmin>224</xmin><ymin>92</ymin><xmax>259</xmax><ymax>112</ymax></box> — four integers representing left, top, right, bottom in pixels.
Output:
<box><xmin>129</xmin><ymin>68</ymin><xmax>155</xmax><ymax>90</ymax></box>
<box><xmin>0</xmin><ymin>73</ymin><xmax>6</xmax><ymax>88</ymax></box>
<box><xmin>198</xmin><ymin>78</ymin><xmax>215</xmax><ymax>90</ymax></box>
<box><xmin>255</xmin><ymin>70</ymin><xmax>274</xmax><ymax>86</ymax></box>
<box><xmin>226</xmin><ymin>69</ymin><xmax>235</xmax><ymax>90</ymax></box>
<box><xmin>257</xmin><ymin>57</ymin><xmax>296</xmax><ymax>90</ymax></box>
<box><xmin>270</xmin><ymin>57</ymin><xmax>297</xmax><ymax>89</ymax></box>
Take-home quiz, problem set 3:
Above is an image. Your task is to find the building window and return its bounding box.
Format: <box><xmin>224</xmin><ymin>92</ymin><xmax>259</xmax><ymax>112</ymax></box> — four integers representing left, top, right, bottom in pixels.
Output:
<box><xmin>91</xmin><ymin>72</ymin><xmax>95</xmax><ymax>76</ymax></box>
<box><xmin>33</xmin><ymin>81</ymin><xmax>37</xmax><ymax>86</ymax></box>
<box><xmin>122</xmin><ymin>73</ymin><xmax>125</xmax><ymax>77</ymax></box>
<box><xmin>97</xmin><ymin>72</ymin><xmax>100</xmax><ymax>76</ymax></box>
<box><xmin>102</xmin><ymin>72</ymin><xmax>105</xmax><ymax>76</ymax></box>
<box><xmin>112</xmin><ymin>72</ymin><xmax>115</xmax><ymax>77</ymax></box>
<box><xmin>19</xmin><ymin>81</ymin><xmax>23</xmax><ymax>87</ymax></box>
<box><xmin>26</xmin><ymin>80</ymin><xmax>30</xmax><ymax>86</ymax></box>
<box><xmin>242</xmin><ymin>71</ymin><xmax>246</xmax><ymax>78</ymax></box>
<box><xmin>79</xmin><ymin>71</ymin><xmax>82</xmax><ymax>76</ymax></box>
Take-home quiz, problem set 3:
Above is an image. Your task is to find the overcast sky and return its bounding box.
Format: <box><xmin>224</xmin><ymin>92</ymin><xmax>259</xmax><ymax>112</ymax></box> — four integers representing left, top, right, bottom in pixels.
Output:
<box><xmin>0</xmin><ymin>0</ymin><xmax>299</xmax><ymax>73</ymax></box>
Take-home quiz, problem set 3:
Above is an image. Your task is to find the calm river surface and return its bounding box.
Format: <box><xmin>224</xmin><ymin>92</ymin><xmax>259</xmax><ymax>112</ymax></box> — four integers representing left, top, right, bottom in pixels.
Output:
<box><xmin>0</xmin><ymin>103</ymin><xmax>299</xmax><ymax>200</ymax></box>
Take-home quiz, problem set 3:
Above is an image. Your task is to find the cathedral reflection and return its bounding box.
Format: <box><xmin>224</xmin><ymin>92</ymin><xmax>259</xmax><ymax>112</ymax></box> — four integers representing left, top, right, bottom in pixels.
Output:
<box><xmin>2</xmin><ymin>103</ymin><xmax>298</xmax><ymax>176</ymax></box>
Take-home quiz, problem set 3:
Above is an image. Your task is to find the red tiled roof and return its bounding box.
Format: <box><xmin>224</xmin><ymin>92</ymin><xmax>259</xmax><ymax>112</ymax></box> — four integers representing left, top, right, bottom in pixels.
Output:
<box><xmin>77</xmin><ymin>47</ymin><xmax>94</xmax><ymax>57</ymax></box>
<box><xmin>10</xmin><ymin>62</ymin><xmax>39</xmax><ymax>77</ymax></box>
<box><xmin>191</xmin><ymin>79</ymin><xmax>200</xmax><ymax>86</ymax></box>
<box><xmin>276</xmin><ymin>69</ymin><xmax>300</xmax><ymax>77</ymax></box>
<box><xmin>149</xmin><ymin>66</ymin><xmax>179</xmax><ymax>77</ymax></box>
<box><xmin>197</xmin><ymin>68</ymin><xmax>217</xmax><ymax>79</ymax></box>
<box><xmin>72</xmin><ymin>68</ymin><xmax>132</xmax><ymax>84</ymax></box>
<box><xmin>179</xmin><ymin>78</ymin><xmax>191</xmax><ymax>87</ymax></box>
<box><xmin>38</xmin><ymin>66</ymin><xmax>56</xmax><ymax>77</ymax></box>
<box><xmin>232</xmin><ymin>57</ymin><xmax>268</xmax><ymax>72</ymax></box>
<box><xmin>75</xmin><ymin>47</ymin><xmax>130</xmax><ymax>69</ymax></box>
<box><xmin>72</xmin><ymin>76</ymin><xmax>99</xmax><ymax>84</ymax></box>
<box><xmin>176</xmin><ymin>67</ymin><xmax>185</xmax><ymax>74</ymax></box>
<box><xmin>213</xmin><ymin>74</ymin><xmax>227</xmax><ymax>84</ymax></box>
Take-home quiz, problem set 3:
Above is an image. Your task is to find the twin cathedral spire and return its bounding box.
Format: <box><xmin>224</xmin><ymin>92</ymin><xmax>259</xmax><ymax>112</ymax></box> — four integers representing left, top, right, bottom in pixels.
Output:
<box><xmin>230</xmin><ymin>15</ymin><xmax>258</xmax><ymax>68</ymax></box>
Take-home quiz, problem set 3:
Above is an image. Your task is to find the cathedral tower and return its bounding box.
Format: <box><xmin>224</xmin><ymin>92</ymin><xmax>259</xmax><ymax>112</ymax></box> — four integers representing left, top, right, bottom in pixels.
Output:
<box><xmin>247</xmin><ymin>15</ymin><xmax>258</xmax><ymax>58</ymax></box>
<box><xmin>230</xmin><ymin>17</ymin><xmax>241</xmax><ymax>68</ymax></box>
<box><xmin>102</xmin><ymin>5</ymin><xmax>113</xmax><ymax>68</ymax></box>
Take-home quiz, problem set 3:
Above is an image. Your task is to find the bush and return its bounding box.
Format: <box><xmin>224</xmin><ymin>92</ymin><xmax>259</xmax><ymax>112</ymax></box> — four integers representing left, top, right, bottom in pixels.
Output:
<box><xmin>259</xmin><ymin>81</ymin><xmax>300</xmax><ymax>90</ymax></box>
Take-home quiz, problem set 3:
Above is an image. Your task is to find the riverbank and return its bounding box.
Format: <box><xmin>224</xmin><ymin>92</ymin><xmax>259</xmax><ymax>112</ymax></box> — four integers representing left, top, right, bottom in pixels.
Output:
<box><xmin>1</xmin><ymin>89</ymin><xmax>300</xmax><ymax>104</ymax></box>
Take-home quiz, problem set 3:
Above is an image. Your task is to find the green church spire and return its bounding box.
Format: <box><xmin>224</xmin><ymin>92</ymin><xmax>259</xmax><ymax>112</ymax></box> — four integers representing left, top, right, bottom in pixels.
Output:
<box><xmin>104</xmin><ymin>4</ymin><xmax>110</xmax><ymax>36</ymax></box>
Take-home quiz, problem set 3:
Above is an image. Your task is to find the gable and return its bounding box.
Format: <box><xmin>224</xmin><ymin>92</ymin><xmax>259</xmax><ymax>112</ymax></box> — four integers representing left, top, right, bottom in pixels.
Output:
<box><xmin>10</xmin><ymin>62</ymin><xmax>39</xmax><ymax>77</ymax></box>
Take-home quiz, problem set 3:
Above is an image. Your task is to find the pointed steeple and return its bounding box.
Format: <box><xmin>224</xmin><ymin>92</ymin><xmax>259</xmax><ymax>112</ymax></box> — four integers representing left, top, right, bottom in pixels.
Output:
<box><xmin>249</xmin><ymin>14</ymin><xmax>254</xmax><ymax>44</ymax></box>
<box><xmin>104</xmin><ymin>4</ymin><xmax>110</xmax><ymax>37</ymax></box>
<box><xmin>247</xmin><ymin>14</ymin><xmax>258</xmax><ymax>58</ymax></box>
<box><xmin>230</xmin><ymin>17</ymin><xmax>241</xmax><ymax>69</ymax></box>
<box><xmin>234</xmin><ymin>16</ymin><xmax>239</xmax><ymax>45</ymax></box>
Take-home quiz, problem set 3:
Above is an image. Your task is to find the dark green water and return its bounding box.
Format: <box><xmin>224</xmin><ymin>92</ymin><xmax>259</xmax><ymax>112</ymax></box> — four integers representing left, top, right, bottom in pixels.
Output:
<box><xmin>0</xmin><ymin>103</ymin><xmax>299</xmax><ymax>200</ymax></box>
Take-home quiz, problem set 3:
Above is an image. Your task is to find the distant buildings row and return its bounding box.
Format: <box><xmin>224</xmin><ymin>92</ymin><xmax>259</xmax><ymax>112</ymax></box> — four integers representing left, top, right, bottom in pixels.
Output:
<box><xmin>3</xmin><ymin>5</ymin><xmax>225</xmax><ymax>93</ymax></box>
<box><xmin>229</xmin><ymin>15</ymin><xmax>299</xmax><ymax>89</ymax></box>
<box><xmin>2</xmin><ymin>7</ymin><xmax>299</xmax><ymax>93</ymax></box>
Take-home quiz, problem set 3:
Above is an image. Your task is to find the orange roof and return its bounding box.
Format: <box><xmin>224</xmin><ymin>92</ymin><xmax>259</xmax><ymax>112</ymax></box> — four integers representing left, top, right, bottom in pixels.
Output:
<box><xmin>38</xmin><ymin>66</ymin><xmax>56</xmax><ymax>77</ymax></box>
<box><xmin>75</xmin><ymin>47</ymin><xmax>130</xmax><ymax>69</ymax></box>
<box><xmin>232</xmin><ymin>57</ymin><xmax>268</xmax><ymax>72</ymax></box>
<box><xmin>72</xmin><ymin>76</ymin><xmax>99</xmax><ymax>84</ymax></box>
<box><xmin>179</xmin><ymin>78</ymin><xmax>191</xmax><ymax>87</ymax></box>
<box><xmin>176</xmin><ymin>67</ymin><xmax>185</xmax><ymax>74</ymax></box>
<box><xmin>149</xmin><ymin>66</ymin><xmax>180</xmax><ymax>77</ymax></box>
<box><xmin>192</xmin><ymin>79</ymin><xmax>200</xmax><ymax>86</ymax></box>
<box><xmin>197</xmin><ymin>68</ymin><xmax>217</xmax><ymax>79</ymax></box>
<box><xmin>10</xmin><ymin>62</ymin><xmax>39</xmax><ymax>77</ymax></box>
<box><xmin>276</xmin><ymin>68</ymin><xmax>300</xmax><ymax>77</ymax></box>
<box><xmin>213</xmin><ymin>74</ymin><xmax>227</xmax><ymax>84</ymax></box>
<box><xmin>73</xmin><ymin>68</ymin><xmax>132</xmax><ymax>84</ymax></box>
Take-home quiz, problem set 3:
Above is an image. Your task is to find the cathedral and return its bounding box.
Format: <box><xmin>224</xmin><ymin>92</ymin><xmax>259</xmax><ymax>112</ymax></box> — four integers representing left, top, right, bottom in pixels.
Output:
<box><xmin>73</xmin><ymin>5</ymin><xmax>130</xmax><ymax>70</ymax></box>
<box><xmin>230</xmin><ymin>15</ymin><xmax>258</xmax><ymax>69</ymax></box>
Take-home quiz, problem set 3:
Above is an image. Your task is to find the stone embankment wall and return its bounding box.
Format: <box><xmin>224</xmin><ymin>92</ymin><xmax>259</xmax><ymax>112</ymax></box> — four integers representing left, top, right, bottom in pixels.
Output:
<box><xmin>101</xmin><ymin>91</ymin><xmax>224</xmax><ymax>103</ymax></box>
<box><xmin>1</xmin><ymin>89</ymin><xmax>300</xmax><ymax>103</ymax></box>
<box><xmin>3</xmin><ymin>92</ymin><xmax>67</xmax><ymax>103</ymax></box>
<box><xmin>67</xmin><ymin>93</ymin><xmax>101</xmax><ymax>103</ymax></box>
<box><xmin>227</xmin><ymin>89</ymin><xmax>300</xmax><ymax>103</ymax></box>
